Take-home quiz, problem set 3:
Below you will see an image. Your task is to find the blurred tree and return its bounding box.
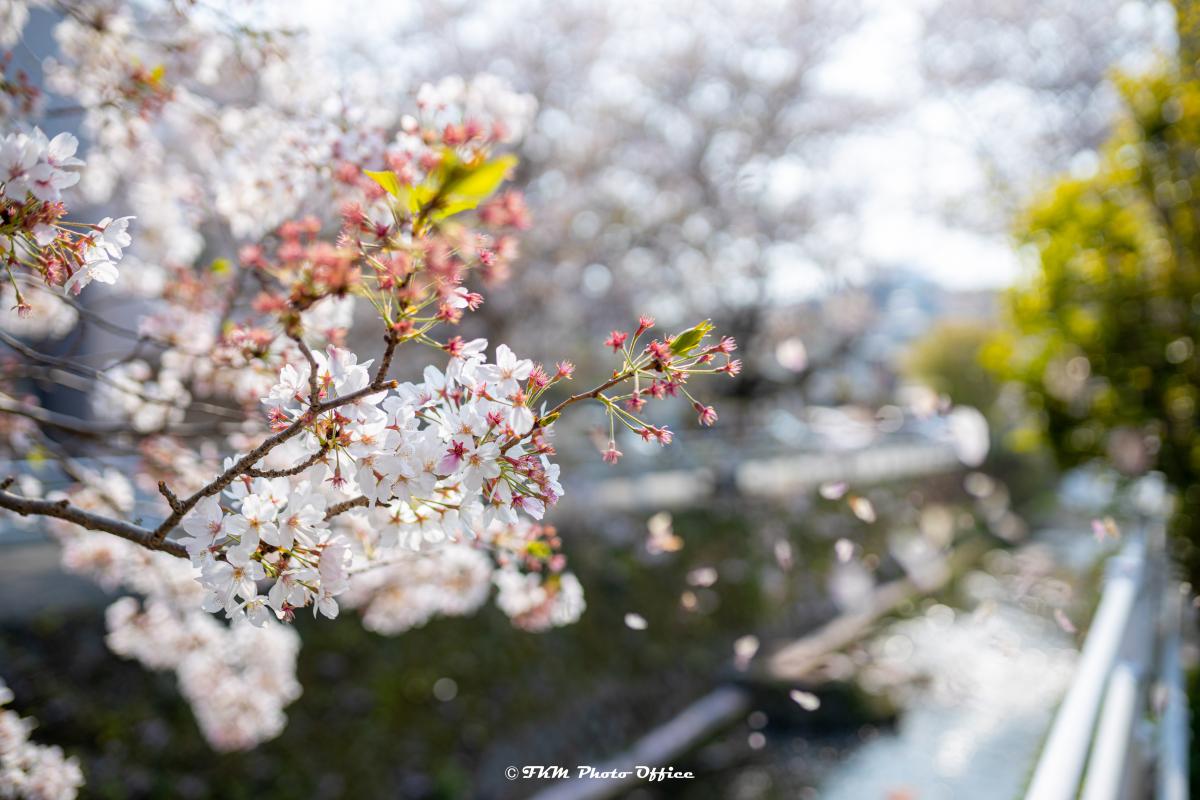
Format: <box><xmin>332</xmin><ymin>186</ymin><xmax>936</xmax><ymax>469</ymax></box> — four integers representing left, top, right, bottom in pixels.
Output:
<box><xmin>309</xmin><ymin>0</ymin><xmax>1168</xmax><ymax>449</ymax></box>
<box><xmin>919</xmin><ymin>0</ymin><xmax>1174</xmax><ymax>230</ymax></box>
<box><xmin>991</xmin><ymin>0</ymin><xmax>1200</xmax><ymax>572</ymax></box>
<box><xmin>905</xmin><ymin>319</ymin><xmax>1059</xmax><ymax>513</ymax></box>
<box><xmin>904</xmin><ymin>320</ymin><xmax>1001</xmax><ymax>412</ymax></box>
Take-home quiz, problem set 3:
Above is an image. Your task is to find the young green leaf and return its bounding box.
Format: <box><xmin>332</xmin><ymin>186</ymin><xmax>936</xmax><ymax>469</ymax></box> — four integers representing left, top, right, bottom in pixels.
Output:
<box><xmin>443</xmin><ymin>154</ymin><xmax>518</xmax><ymax>202</ymax></box>
<box><xmin>669</xmin><ymin>320</ymin><xmax>714</xmax><ymax>356</ymax></box>
<box><xmin>363</xmin><ymin>169</ymin><xmax>402</xmax><ymax>198</ymax></box>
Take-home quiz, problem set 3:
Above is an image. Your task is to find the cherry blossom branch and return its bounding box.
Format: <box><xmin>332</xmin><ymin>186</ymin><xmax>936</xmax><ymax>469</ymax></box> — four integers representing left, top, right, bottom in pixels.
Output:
<box><xmin>0</xmin><ymin>481</ymin><xmax>187</xmax><ymax>558</ymax></box>
<box><xmin>375</xmin><ymin>331</ymin><xmax>400</xmax><ymax>384</ymax></box>
<box><xmin>496</xmin><ymin>369</ymin><xmax>633</xmax><ymax>455</ymax></box>
<box><xmin>147</xmin><ymin>331</ymin><xmax>400</xmax><ymax>544</ymax></box>
<box><xmin>149</xmin><ymin>364</ymin><xmax>399</xmax><ymax>544</ymax></box>
<box><xmin>539</xmin><ymin>369</ymin><xmax>633</xmax><ymax>421</ymax></box>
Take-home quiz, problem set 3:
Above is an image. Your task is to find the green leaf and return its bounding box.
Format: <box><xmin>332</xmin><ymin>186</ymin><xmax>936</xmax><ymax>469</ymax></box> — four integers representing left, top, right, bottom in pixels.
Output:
<box><xmin>670</xmin><ymin>320</ymin><xmax>714</xmax><ymax>356</ymax></box>
<box><xmin>430</xmin><ymin>197</ymin><xmax>484</xmax><ymax>222</ymax></box>
<box><xmin>525</xmin><ymin>540</ymin><xmax>552</xmax><ymax>559</ymax></box>
<box><xmin>26</xmin><ymin>445</ymin><xmax>46</xmax><ymax>470</ymax></box>
<box><xmin>443</xmin><ymin>154</ymin><xmax>518</xmax><ymax>202</ymax></box>
<box><xmin>364</xmin><ymin>169</ymin><xmax>402</xmax><ymax>198</ymax></box>
<box><xmin>397</xmin><ymin>183</ymin><xmax>430</xmax><ymax>215</ymax></box>
<box><xmin>210</xmin><ymin>257</ymin><xmax>231</xmax><ymax>275</ymax></box>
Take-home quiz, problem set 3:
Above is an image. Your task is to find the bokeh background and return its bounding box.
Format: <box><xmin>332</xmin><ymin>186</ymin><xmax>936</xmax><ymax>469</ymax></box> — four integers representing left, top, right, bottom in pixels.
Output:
<box><xmin>1</xmin><ymin>1</ymin><xmax>1196</xmax><ymax>798</ymax></box>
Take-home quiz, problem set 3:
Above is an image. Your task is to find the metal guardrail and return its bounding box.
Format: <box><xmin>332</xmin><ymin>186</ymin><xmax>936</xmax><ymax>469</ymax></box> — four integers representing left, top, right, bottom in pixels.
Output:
<box><xmin>1159</xmin><ymin>586</ymin><xmax>1190</xmax><ymax>800</ymax></box>
<box><xmin>1025</xmin><ymin>516</ymin><xmax>1191</xmax><ymax>800</ymax></box>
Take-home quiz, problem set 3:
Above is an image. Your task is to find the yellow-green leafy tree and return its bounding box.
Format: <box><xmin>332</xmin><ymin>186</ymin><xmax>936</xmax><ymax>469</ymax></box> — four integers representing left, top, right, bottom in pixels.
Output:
<box><xmin>991</xmin><ymin>0</ymin><xmax>1200</xmax><ymax>574</ymax></box>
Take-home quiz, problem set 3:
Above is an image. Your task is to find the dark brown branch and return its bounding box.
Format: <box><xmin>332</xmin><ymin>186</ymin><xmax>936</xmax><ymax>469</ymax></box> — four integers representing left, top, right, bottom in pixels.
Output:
<box><xmin>375</xmin><ymin>331</ymin><xmax>400</xmax><ymax>384</ymax></box>
<box><xmin>0</xmin><ymin>487</ymin><xmax>188</xmax><ymax>558</ymax></box>
<box><xmin>0</xmin><ymin>329</ymin><xmax>243</xmax><ymax>420</ymax></box>
<box><xmin>289</xmin><ymin>333</ymin><xmax>322</xmax><ymax>404</ymax></box>
<box><xmin>540</xmin><ymin>369</ymin><xmax>631</xmax><ymax>420</ymax></box>
<box><xmin>245</xmin><ymin>444</ymin><xmax>330</xmax><ymax>478</ymax></box>
<box><xmin>324</xmin><ymin>495</ymin><xmax>371</xmax><ymax>520</ymax></box>
<box><xmin>157</xmin><ymin>481</ymin><xmax>183</xmax><ymax>512</ymax></box>
<box><xmin>7</xmin><ymin>325</ymin><xmax>399</xmax><ymax>552</ymax></box>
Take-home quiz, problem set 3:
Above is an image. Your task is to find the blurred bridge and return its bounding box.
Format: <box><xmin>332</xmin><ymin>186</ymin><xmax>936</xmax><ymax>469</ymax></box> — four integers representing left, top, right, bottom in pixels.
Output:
<box><xmin>564</xmin><ymin>436</ymin><xmax>960</xmax><ymax>513</ymax></box>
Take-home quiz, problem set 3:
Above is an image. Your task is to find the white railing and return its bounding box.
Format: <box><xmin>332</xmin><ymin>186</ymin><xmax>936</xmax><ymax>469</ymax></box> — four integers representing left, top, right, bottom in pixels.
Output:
<box><xmin>1025</xmin><ymin>515</ymin><xmax>1190</xmax><ymax>800</ymax></box>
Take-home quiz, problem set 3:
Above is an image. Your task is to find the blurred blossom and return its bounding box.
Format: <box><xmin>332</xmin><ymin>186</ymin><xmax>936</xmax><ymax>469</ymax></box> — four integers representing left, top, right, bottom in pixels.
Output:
<box><xmin>432</xmin><ymin>678</ymin><xmax>458</xmax><ymax>702</ymax></box>
<box><xmin>947</xmin><ymin>406</ymin><xmax>990</xmax><ymax>467</ymax></box>
<box><xmin>820</xmin><ymin>481</ymin><xmax>849</xmax><ymax>500</ymax></box>
<box><xmin>734</xmin><ymin>635</ymin><xmax>760</xmax><ymax>670</ymax></box>
<box><xmin>1105</xmin><ymin>427</ymin><xmax>1150</xmax><ymax>476</ymax></box>
<box><xmin>963</xmin><ymin>472</ymin><xmax>996</xmax><ymax>498</ymax></box>
<box><xmin>918</xmin><ymin>505</ymin><xmax>956</xmax><ymax>547</ymax></box>
<box><xmin>774</xmin><ymin>540</ymin><xmax>795</xmax><ymax>570</ymax></box>
<box><xmin>775</xmin><ymin>337</ymin><xmax>809</xmax><ymax>372</ymax></box>
<box><xmin>1052</xmin><ymin>608</ymin><xmax>1077</xmax><ymax>635</ymax></box>
<box><xmin>828</xmin><ymin>558</ymin><xmax>875</xmax><ymax>613</ymax></box>
<box><xmin>624</xmin><ymin>612</ymin><xmax>648</xmax><ymax>631</ymax></box>
<box><xmin>834</xmin><ymin>538</ymin><xmax>855</xmax><ymax>563</ymax></box>
<box><xmin>889</xmin><ymin>530</ymin><xmax>947</xmax><ymax>590</ymax></box>
<box><xmin>646</xmin><ymin>511</ymin><xmax>683</xmax><ymax>554</ymax></box>
<box><xmin>1091</xmin><ymin>516</ymin><xmax>1121</xmax><ymax>543</ymax></box>
<box><xmin>789</xmin><ymin>689</ymin><xmax>821</xmax><ymax>711</ymax></box>
<box><xmin>848</xmin><ymin>495</ymin><xmax>877</xmax><ymax>523</ymax></box>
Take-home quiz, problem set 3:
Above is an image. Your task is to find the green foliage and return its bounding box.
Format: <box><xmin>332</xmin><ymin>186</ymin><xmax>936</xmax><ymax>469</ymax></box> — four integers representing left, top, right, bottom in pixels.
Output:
<box><xmin>904</xmin><ymin>320</ymin><xmax>1002</xmax><ymax>413</ymax></box>
<box><xmin>434</xmin><ymin>153</ymin><xmax>518</xmax><ymax>218</ymax></box>
<box><xmin>994</xmin><ymin>17</ymin><xmax>1200</xmax><ymax>569</ymax></box>
<box><xmin>366</xmin><ymin>151</ymin><xmax>518</xmax><ymax>224</ymax></box>
<box><xmin>905</xmin><ymin>321</ymin><xmax>1059</xmax><ymax>512</ymax></box>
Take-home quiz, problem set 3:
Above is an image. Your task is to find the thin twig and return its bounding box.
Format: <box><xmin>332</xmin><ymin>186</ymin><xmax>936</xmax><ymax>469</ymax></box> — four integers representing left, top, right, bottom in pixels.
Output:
<box><xmin>0</xmin><ymin>329</ymin><xmax>244</xmax><ymax>420</ymax></box>
<box><xmin>0</xmin><ymin>398</ymin><xmax>239</xmax><ymax>438</ymax></box>
<box><xmin>245</xmin><ymin>444</ymin><xmax>330</xmax><ymax>478</ymax></box>
<box><xmin>149</xmin><ymin>378</ymin><xmax>396</xmax><ymax>543</ymax></box>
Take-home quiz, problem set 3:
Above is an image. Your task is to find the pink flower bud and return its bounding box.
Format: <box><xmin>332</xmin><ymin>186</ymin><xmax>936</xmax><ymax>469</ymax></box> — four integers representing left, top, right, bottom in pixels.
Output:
<box><xmin>605</xmin><ymin>330</ymin><xmax>629</xmax><ymax>351</ymax></box>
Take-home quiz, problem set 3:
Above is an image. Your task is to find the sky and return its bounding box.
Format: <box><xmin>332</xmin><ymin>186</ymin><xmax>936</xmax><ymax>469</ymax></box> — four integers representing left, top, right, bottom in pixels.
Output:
<box><xmin>812</xmin><ymin>0</ymin><xmax>1175</xmax><ymax>290</ymax></box>
<box><xmin>817</xmin><ymin>1</ymin><xmax>1023</xmax><ymax>289</ymax></box>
